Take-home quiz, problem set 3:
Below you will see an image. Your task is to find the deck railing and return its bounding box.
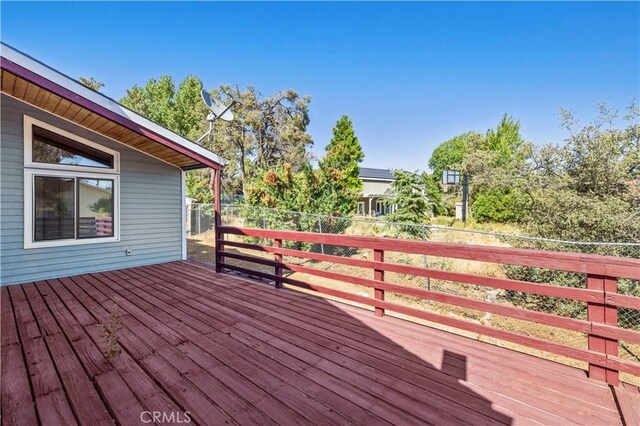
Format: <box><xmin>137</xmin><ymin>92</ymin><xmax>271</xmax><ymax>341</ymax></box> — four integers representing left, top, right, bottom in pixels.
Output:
<box><xmin>216</xmin><ymin>225</ymin><xmax>640</xmax><ymax>385</ymax></box>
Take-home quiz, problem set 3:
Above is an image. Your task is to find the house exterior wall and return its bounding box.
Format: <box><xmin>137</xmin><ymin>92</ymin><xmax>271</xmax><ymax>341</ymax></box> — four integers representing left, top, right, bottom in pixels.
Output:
<box><xmin>1</xmin><ymin>94</ymin><xmax>183</xmax><ymax>285</ymax></box>
<box><xmin>361</xmin><ymin>179</ymin><xmax>393</xmax><ymax>196</ymax></box>
<box><xmin>358</xmin><ymin>178</ymin><xmax>395</xmax><ymax>216</ymax></box>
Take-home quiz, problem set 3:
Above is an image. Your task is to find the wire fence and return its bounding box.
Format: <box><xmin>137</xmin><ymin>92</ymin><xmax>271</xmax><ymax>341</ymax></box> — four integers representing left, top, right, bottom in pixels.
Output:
<box><xmin>187</xmin><ymin>203</ymin><xmax>640</xmax><ymax>380</ymax></box>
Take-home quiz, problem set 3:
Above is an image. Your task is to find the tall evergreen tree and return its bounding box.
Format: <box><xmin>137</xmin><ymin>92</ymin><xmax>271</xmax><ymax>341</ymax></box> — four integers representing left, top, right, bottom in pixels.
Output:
<box><xmin>387</xmin><ymin>170</ymin><xmax>432</xmax><ymax>228</ymax></box>
<box><xmin>318</xmin><ymin>115</ymin><xmax>365</xmax><ymax>216</ymax></box>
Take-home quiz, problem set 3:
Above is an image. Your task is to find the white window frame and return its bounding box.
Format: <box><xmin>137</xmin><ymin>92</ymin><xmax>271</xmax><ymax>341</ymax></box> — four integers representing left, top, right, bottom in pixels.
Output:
<box><xmin>24</xmin><ymin>115</ymin><xmax>120</xmax><ymax>174</ymax></box>
<box><xmin>23</xmin><ymin>115</ymin><xmax>121</xmax><ymax>249</ymax></box>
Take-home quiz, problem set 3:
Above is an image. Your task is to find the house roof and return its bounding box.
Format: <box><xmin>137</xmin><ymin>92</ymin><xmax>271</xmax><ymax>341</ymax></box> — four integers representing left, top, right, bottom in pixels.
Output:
<box><xmin>0</xmin><ymin>43</ymin><xmax>225</xmax><ymax>170</ymax></box>
<box><xmin>359</xmin><ymin>167</ymin><xmax>395</xmax><ymax>180</ymax></box>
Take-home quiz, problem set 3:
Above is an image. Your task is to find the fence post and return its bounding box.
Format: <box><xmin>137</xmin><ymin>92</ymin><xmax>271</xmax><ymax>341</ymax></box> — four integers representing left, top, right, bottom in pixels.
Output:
<box><xmin>374</xmin><ymin>249</ymin><xmax>385</xmax><ymax>317</ymax></box>
<box><xmin>274</xmin><ymin>239</ymin><xmax>283</xmax><ymax>289</ymax></box>
<box><xmin>422</xmin><ymin>225</ymin><xmax>430</xmax><ymax>290</ymax></box>
<box><xmin>197</xmin><ymin>205</ymin><xmax>202</xmax><ymax>235</ymax></box>
<box><xmin>586</xmin><ymin>274</ymin><xmax>619</xmax><ymax>385</ymax></box>
<box><xmin>318</xmin><ymin>218</ymin><xmax>325</xmax><ymax>255</ymax></box>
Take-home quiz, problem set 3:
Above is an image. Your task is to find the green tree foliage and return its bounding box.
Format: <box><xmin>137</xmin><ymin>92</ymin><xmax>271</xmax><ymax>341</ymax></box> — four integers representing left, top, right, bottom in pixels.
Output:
<box><xmin>483</xmin><ymin>114</ymin><xmax>525</xmax><ymax>166</ymax></box>
<box><xmin>460</xmin><ymin>116</ymin><xmax>531</xmax><ymax>222</ymax></box>
<box><xmin>503</xmin><ymin>103</ymin><xmax>640</xmax><ymax>322</ymax></box>
<box><xmin>470</xmin><ymin>188</ymin><xmax>523</xmax><ymax>223</ymax></box>
<box><xmin>79</xmin><ymin>76</ymin><xmax>104</xmax><ymax>91</ymax></box>
<box><xmin>386</xmin><ymin>170</ymin><xmax>432</xmax><ymax>231</ymax></box>
<box><xmin>519</xmin><ymin>103</ymin><xmax>640</xmax><ymax>243</ymax></box>
<box><xmin>214</xmin><ymin>86</ymin><xmax>313</xmax><ymax>197</ymax></box>
<box><xmin>428</xmin><ymin>132</ymin><xmax>471</xmax><ymax>179</ymax></box>
<box><xmin>317</xmin><ymin>115</ymin><xmax>365</xmax><ymax>216</ymax></box>
<box><xmin>119</xmin><ymin>77</ymin><xmax>313</xmax><ymax>200</ymax></box>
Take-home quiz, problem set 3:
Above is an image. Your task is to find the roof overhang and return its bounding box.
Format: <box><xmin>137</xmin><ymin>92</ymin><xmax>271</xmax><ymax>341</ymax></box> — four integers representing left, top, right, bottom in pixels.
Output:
<box><xmin>0</xmin><ymin>43</ymin><xmax>226</xmax><ymax>170</ymax></box>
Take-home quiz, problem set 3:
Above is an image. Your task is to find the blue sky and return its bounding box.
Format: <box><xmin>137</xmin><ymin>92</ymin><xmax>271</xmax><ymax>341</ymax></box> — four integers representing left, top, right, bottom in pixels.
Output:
<box><xmin>2</xmin><ymin>2</ymin><xmax>639</xmax><ymax>171</ymax></box>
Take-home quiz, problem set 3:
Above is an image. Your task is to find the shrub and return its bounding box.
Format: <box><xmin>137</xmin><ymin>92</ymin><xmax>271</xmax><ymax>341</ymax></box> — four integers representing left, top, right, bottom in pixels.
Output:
<box><xmin>471</xmin><ymin>189</ymin><xmax>523</xmax><ymax>223</ymax></box>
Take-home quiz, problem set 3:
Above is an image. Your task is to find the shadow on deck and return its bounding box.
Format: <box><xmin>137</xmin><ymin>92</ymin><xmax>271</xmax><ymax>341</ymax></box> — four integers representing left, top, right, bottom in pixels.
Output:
<box><xmin>0</xmin><ymin>261</ymin><xmax>629</xmax><ymax>425</ymax></box>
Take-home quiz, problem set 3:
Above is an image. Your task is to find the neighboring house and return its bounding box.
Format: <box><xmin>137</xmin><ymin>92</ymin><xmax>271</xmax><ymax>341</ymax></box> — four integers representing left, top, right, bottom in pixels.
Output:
<box><xmin>357</xmin><ymin>167</ymin><xmax>397</xmax><ymax>216</ymax></box>
<box><xmin>0</xmin><ymin>43</ymin><xmax>225</xmax><ymax>285</ymax></box>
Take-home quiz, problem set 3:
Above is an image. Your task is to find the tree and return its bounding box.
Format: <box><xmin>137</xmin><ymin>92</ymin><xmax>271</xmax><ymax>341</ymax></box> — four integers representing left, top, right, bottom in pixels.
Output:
<box><xmin>428</xmin><ymin>132</ymin><xmax>473</xmax><ymax>179</ymax></box>
<box><xmin>317</xmin><ymin>115</ymin><xmax>365</xmax><ymax>216</ymax></box>
<box><xmin>120</xmin><ymin>75</ymin><xmax>180</xmax><ymax>130</ymax></box>
<box><xmin>502</xmin><ymin>102</ymin><xmax>640</xmax><ymax>321</ymax></box>
<box><xmin>460</xmin><ymin>116</ymin><xmax>531</xmax><ymax>222</ymax></box>
<box><xmin>516</xmin><ymin>102</ymin><xmax>640</xmax><ymax>243</ymax></box>
<box><xmin>213</xmin><ymin>87</ymin><xmax>313</xmax><ymax>197</ymax></box>
<box><xmin>483</xmin><ymin>114</ymin><xmax>525</xmax><ymax>166</ymax></box>
<box><xmin>386</xmin><ymin>170</ymin><xmax>432</xmax><ymax>231</ymax></box>
<box><xmin>79</xmin><ymin>76</ymin><xmax>104</xmax><ymax>91</ymax></box>
<box><xmin>119</xmin><ymin>77</ymin><xmax>313</xmax><ymax>200</ymax></box>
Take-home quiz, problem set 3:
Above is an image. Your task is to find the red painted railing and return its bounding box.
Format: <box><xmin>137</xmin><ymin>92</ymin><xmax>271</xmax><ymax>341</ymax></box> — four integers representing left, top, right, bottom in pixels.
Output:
<box><xmin>217</xmin><ymin>226</ymin><xmax>640</xmax><ymax>385</ymax></box>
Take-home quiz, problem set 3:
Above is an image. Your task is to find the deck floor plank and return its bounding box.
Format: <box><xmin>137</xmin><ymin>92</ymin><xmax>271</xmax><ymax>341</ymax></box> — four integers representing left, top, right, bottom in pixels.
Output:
<box><xmin>36</xmin><ymin>280</ymin><xmax>112</xmax><ymax>379</ymax></box>
<box><xmin>1</xmin><ymin>287</ymin><xmax>20</xmax><ymax>347</ymax></box>
<box><xmin>614</xmin><ymin>383</ymin><xmax>640</xmax><ymax>426</ymax></box>
<box><xmin>145</xmin><ymin>262</ymin><xmax>622</xmax><ymax>424</ymax></box>
<box><xmin>124</xmin><ymin>262</ymin><xmax>420</xmax><ymax>424</ymax></box>
<box><xmin>227</xmin><ymin>283</ymin><xmax>618</xmax><ymax>422</ymax></box>
<box><xmin>2</xmin><ymin>261</ymin><xmax>633</xmax><ymax>426</ymax></box>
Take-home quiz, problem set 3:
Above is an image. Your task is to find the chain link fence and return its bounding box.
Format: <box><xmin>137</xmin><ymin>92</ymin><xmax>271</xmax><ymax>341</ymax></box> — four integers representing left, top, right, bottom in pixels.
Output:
<box><xmin>187</xmin><ymin>203</ymin><xmax>640</xmax><ymax>381</ymax></box>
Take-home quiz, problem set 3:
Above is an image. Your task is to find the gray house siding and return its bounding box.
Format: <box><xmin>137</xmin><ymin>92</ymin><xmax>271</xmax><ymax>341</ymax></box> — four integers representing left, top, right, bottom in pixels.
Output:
<box><xmin>1</xmin><ymin>94</ymin><xmax>183</xmax><ymax>285</ymax></box>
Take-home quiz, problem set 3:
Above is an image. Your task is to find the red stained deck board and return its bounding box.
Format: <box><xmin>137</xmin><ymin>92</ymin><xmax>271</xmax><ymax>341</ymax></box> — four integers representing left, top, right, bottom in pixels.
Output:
<box><xmin>94</xmin><ymin>370</ymin><xmax>148</xmax><ymax>425</ymax></box>
<box><xmin>1</xmin><ymin>343</ymin><xmax>38</xmax><ymax>426</ymax></box>
<box><xmin>43</xmin><ymin>333</ymin><xmax>113</xmax><ymax>425</ymax></box>
<box><xmin>34</xmin><ymin>390</ymin><xmax>78</xmax><ymax>426</ymax></box>
<box><xmin>147</xmin><ymin>262</ymin><xmax>620</xmax><ymax>423</ymax></box>
<box><xmin>21</xmin><ymin>283</ymin><xmax>62</xmax><ymax>337</ymax></box>
<box><xmin>1</xmin><ymin>287</ymin><xmax>19</xmax><ymax>347</ymax></box>
<box><xmin>228</xmin><ymin>283</ymin><xmax>615</xmax><ymax>416</ymax></box>
<box><xmin>233</xmin><ymin>277</ymin><xmax>593</xmax><ymax>383</ymax></box>
<box><xmin>21</xmin><ymin>336</ymin><xmax>62</xmax><ymax>398</ymax></box>
<box><xmin>1</xmin><ymin>261</ymin><xmax>631</xmax><ymax>426</ymax></box>
<box><xmin>149</xmin><ymin>268</ymin><xmax>503</xmax><ymax>423</ymax></box>
<box><xmin>8</xmin><ymin>285</ymin><xmax>41</xmax><ymax>341</ymax></box>
<box><xmin>139</xmin><ymin>353</ymin><xmax>238</xmax><ymax>425</ymax></box>
<box><xmin>35</xmin><ymin>281</ymin><xmax>112</xmax><ymax>379</ymax></box>
<box><xmin>615</xmin><ymin>383</ymin><xmax>640</xmax><ymax>426</ymax></box>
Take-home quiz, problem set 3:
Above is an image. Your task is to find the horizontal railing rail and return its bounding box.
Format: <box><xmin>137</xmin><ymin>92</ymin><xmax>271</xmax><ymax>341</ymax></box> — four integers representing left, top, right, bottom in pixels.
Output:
<box><xmin>216</xmin><ymin>225</ymin><xmax>640</xmax><ymax>385</ymax></box>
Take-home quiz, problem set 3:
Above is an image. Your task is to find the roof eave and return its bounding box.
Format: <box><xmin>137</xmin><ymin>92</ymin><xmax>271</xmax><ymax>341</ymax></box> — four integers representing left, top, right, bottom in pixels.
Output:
<box><xmin>0</xmin><ymin>43</ymin><xmax>227</xmax><ymax>169</ymax></box>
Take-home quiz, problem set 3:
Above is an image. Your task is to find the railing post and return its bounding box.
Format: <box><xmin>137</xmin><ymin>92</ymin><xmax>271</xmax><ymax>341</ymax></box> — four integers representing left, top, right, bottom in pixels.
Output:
<box><xmin>214</xmin><ymin>169</ymin><xmax>223</xmax><ymax>273</ymax></box>
<box><xmin>374</xmin><ymin>249</ymin><xmax>384</xmax><ymax>317</ymax></box>
<box><xmin>274</xmin><ymin>239</ymin><xmax>283</xmax><ymax>289</ymax></box>
<box><xmin>587</xmin><ymin>274</ymin><xmax>619</xmax><ymax>385</ymax></box>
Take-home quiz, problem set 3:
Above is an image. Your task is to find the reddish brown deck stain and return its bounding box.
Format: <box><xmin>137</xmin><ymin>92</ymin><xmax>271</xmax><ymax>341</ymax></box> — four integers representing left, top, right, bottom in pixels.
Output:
<box><xmin>1</xmin><ymin>261</ymin><xmax>636</xmax><ymax>425</ymax></box>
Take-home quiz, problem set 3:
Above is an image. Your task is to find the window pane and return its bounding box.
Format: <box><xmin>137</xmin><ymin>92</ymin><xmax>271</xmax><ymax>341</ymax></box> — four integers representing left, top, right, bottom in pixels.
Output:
<box><xmin>34</xmin><ymin>176</ymin><xmax>75</xmax><ymax>241</ymax></box>
<box><xmin>78</xmin><ymin>179</ymin><xmax>114</xmax><ymax>239</ymax></box>
<box><xmin>32</xmin><ymin>126</ymin><xmax>114</xmax><ymax>168</ymax></box>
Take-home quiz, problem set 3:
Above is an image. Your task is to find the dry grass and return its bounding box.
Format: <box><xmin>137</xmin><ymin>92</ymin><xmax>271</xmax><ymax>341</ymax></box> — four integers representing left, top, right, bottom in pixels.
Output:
<box><xmin>187</xmin><ymin>220</ymin><xmax>640</xmax><ymax>386</ymax></box>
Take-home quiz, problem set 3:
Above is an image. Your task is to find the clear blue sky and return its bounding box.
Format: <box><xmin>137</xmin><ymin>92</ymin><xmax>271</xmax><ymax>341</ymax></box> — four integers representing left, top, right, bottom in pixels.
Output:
<box><xmin>3</xmin><ymin>2</ymin><xmax>639</xmax><ymax>171</ymax></box>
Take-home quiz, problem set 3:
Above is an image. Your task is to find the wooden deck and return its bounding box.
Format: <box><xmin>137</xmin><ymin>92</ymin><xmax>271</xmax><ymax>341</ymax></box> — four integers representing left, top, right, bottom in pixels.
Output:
<box><xmin>1</xmin><ymin>261</ymin><xmax>636</xmax><ymax>425</ymax></box>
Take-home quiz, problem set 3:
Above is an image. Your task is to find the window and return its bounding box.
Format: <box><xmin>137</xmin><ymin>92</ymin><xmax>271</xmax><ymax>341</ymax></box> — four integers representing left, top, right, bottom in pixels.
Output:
<box><xmin>357</xmin><ymin>202</ymin><xmax>365</xmax><ymax>216</ymax></box>
<box><xmin>24</xmin><ymin>116</ymin><xmax>120</xmax><ymax>248</ymax></box>
<box><xmin>32</xmin><ymin>125</ymin><xmax>114</xmax><ymax>168</ymax></box>
<box><xmin>376</xmin><ymin>200</ymin><xmax>389</xmax><ymax>216</ymax></box>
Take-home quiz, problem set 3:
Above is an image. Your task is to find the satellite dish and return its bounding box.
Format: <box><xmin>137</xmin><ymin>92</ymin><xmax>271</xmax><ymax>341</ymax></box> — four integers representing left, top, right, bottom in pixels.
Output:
<box><xmin>201</xmin><ymin>90</ymin><xmax>234</xmax><ymax>122</ymax></box>
<box><xmin>224</xmin><ymin>89</ymin><xmax>243</xmax><ymax>106</ymax></box>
